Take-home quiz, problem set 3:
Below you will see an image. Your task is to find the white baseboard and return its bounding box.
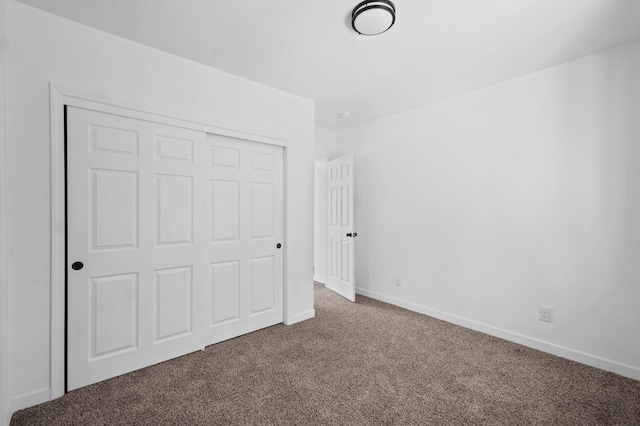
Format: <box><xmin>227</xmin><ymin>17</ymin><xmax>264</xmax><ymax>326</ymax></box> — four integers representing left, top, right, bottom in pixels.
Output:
<box><xmin>313</xmin><ymin>275</ymin><xmax>326</xmax><ymax>284</ymax></box>
<box><xmin>7</xmin><ymin>387</ymin><xmax>50</xmax><ymax>422</ymax></box>
<box><xmin>285</xmin><ymin>309</ymin><xmax>315</xmax><ymax>325</ymax></box>
<box><xmin>356</xmin><ymin>287</ymin><xmax>640</xmax><ymax>381</ymax></box>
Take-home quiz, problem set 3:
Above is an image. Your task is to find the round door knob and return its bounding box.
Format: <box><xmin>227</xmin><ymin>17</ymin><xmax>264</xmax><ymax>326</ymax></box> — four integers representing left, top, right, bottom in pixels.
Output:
<box><xmin>276</xmin><ymin>243</ymin><xmax>282</xmax><ymax>249</ymax></box>
<box><xmin>71</xmin><ymin>261</ymin><xmax>84</xmax><ymax>271</ymax></box>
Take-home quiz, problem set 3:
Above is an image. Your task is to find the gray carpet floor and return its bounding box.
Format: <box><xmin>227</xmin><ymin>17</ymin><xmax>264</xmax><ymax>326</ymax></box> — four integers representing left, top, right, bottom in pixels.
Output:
<box><xmin>12</xmin><ymin>284</ymin><xmax>640</xmax><ymax>425</ymax></box>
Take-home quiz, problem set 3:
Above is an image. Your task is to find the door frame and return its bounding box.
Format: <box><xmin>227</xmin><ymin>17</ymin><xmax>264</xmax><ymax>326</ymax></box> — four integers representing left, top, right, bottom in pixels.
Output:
<box><xmin>49</xmin><ymin>84</ymin><xmax>289</xmax><ymax>399</ymax></box>
<box><xmin>0</xmin><ymin>38</ymin><xmax>8</xmax><ymax>426</ymax></box>
<box><xmin>313</xmin><ymin>156</ymin><xmax>328</xmax><ymax>284</ymax></box>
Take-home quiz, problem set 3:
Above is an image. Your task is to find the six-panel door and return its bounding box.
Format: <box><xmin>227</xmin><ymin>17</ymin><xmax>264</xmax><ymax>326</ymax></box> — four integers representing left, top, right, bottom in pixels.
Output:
<box><xmin>66</xmin><ymin>107</ymin><xmax>283</xmax><ymax>390</ymax></box>
<box><xmin>326</xmin><ymin>154</ymin><xmax>355</xmax><ymax>302</ymax></box>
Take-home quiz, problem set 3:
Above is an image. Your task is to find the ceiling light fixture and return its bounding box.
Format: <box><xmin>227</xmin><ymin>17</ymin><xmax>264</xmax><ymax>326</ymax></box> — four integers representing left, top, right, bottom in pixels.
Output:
<box><xmin>339</xmin><ymin>112</ymin><xmax>351</xmax><ymax>119</ymax></box>
<box><xmin>351</xmin><ymin>1</ymin><xmax>396</xmax><ymax>36</ymax></box>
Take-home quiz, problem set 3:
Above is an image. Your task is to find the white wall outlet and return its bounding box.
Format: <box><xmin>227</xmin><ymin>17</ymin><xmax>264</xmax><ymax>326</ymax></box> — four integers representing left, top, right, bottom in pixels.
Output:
<box><xmin>395</xmin><ymin>277</ymin><xmax>401</xmax><ymax>287</ymax></box>
<box><xmin>539</xmin><ymin>307</ymin><xmax>553</xmax><ymax>322</ymax></box>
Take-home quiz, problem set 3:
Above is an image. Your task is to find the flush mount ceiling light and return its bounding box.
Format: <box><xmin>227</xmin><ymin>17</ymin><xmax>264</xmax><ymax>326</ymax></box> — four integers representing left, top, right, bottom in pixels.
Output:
<box><xmin>351</xmin><ymin>1</ymin><xmax>396</xmax><ymax>36</ymax></box>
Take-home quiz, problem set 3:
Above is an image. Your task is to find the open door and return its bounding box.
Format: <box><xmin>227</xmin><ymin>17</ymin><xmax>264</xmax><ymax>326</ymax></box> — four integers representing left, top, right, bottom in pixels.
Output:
<box><xmin>326</xmin><ymin>154</ymin><xmax>356</xmax><ymax>302</ymax></box>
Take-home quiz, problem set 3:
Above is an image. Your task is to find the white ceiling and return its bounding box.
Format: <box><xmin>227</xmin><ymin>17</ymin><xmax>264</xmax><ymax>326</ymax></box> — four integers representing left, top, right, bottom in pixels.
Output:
<box><xmin>17</xmin><ymin>0</ymin><xmax>640</xmax><ymax>130</ymax></box>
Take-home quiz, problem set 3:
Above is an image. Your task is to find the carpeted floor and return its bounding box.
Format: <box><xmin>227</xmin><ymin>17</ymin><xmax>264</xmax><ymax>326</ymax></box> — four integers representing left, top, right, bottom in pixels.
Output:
<box><xmin>12</xmin><ymin>285</ymin><xmax>640</xmax><ymax>425</ymax></box>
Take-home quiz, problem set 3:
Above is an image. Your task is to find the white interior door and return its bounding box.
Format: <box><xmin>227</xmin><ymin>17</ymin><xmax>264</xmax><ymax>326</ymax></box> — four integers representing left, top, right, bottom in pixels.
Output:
<box><xmin>326</xmin><ymin>154</ymin><xmax>355</xmax><ymax>301</ymax></box>
<box><xmin>204</xmin><ymin>133</ymin><xmax>284</xmax><ymax>343</ymax></box>
<box><xmin>66</xmin><ymin>106</ymin><xmax>283</xmax><ymax>390</ymax></box>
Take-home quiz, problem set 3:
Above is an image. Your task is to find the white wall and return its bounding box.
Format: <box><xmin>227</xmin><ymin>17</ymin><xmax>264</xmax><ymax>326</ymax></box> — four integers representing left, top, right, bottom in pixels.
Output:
<box><xmin>338</xmin><ymin>41</ymin><xmax>640</xmax><ymax>380</ymax></box>
<box><xmin>314</xmin><ymin>126</ymin><xmax>337</xmax><ymax>158</ymax></box>
<box><xmin>4</xmin><ymin>0</ymin><xmax>314</xmax><ymax>417</ymax></box>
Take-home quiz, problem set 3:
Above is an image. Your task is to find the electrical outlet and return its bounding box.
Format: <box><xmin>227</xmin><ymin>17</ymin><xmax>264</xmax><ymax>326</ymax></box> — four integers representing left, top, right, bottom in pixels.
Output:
<box><xmin>539</xmin><ymin>307</ymin><xmax>553</xmax><ymax>322</ymax></box>
<box><xmin>395</xmin><ymin>277</ymin><xmax>401</xmax><ymax>287</ymax></box>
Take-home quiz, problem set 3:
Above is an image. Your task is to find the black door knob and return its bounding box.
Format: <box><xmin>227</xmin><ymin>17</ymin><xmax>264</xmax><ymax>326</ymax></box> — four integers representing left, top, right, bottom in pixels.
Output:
<box><xmin>346</xmin><ymin>233</ymin><xmax>352</xmax><ymax>237</ymax></box>
<box><xmin>353</xmin><ymin>232</ymin><xmax>358</xmax><ymax>237</ymax></box>
<box><xmin>276</xmin><ymin>243</ymin><xmax>282</xmax><ymax>249</ymax></box>
<box><xmin>71</xmin><ymin>261</ymin><xmax>84</xmax><ymax>271</ymax></box>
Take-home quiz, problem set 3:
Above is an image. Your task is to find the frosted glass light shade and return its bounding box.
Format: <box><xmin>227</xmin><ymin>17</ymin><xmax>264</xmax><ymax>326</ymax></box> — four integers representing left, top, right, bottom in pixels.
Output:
<box><xmin>352</xmin><ymin>1</ymin><xmax>396</xmax><ymax>36</ymax></box>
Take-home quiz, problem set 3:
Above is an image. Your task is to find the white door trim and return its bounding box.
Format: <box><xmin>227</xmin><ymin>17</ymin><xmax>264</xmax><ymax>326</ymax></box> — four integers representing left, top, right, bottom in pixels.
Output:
<box><xmin>313</xmin><ymin>157</ymin><xmax>328</xmax><ymax>284</ymax></box>
<box><xmin>0</xmin><ymin>43</ymin><xmax>9</xmax><ymax>426</ymax></box>
<box><xmin>49</xmin><ymin>83</ymin><xmax>289</xmax><ymax>399</ymax></box>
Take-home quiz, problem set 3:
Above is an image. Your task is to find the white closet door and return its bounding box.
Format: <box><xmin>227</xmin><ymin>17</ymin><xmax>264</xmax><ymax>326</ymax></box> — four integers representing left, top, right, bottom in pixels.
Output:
<box><xmin>204</xmin><ymin>133</ymin><xmax>284</xmax><ymax>344</ymax></box>
<box><xmin>66</xmin><ymin>107</ymin><xmax>283</xmax><ymax>390</ymax></box>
